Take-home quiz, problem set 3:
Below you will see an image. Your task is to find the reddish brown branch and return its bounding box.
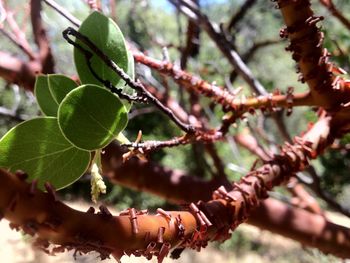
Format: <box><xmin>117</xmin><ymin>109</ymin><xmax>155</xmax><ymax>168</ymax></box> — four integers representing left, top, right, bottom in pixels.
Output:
<box><xmin>234</xmin><ymin>132</ymin><xmax>271</xmax><ymax>162</ymax></box>
<box><xmin>0</xmin><ymin>0</ymin><xmax>56</xmax><ymax>91</ymax></box>
<box><xmin>234</xmin><ymin>131</ymin><xmax>322</xmax><ymax>215</ymax></box>
<box><xmin>1</xmin><ymin>111</ymin><xmax>348</xmax><ymax>258</ymax></box>
<box><xmin>249</xmin><ymin>198</ymin><xmax>350</xmax><ymax>257</ymax></box>
<box><xmin>102</xmin><ymin>125</ymin><xmax>350</xmax><ymax>258</ymax></box>
<box><xmin>0</xmin><ymin>103</ymin><xmax>350</xmax><ymax>257</ymax></box>
<box><xmin>287</xmin><ymin>177</ymin><xmax>323</xmax><ymax>214</ymax></box>
<box><xmin>0</xmin><ymin>168</ymin><xmax>197</xmax><ymax>260</ymax></box>
<box><xmin>1</xmin><ymin>114</ymin><xmax>347</xmax><ymax>260</ymax></box>
<box><xmin>277</xmin><ymin>0</ymin><xmax>350</xmax><ymax>109</ymax></box>
<box><xmin>2</xmin><ymin>164</ymin><xmax>350</xmax><ymax>260</ymax></box>
<box><xmin>85</xmin><ymin>0</ymin><xmax>101</xmax><ymax>11</ymax></box>
<box><xmin>319</xmin><ymin>0</ymin><xmax>350</xmax><ymax>31</ymax></box>
<box><xmin>143</xmin><ymin>84</ymin><xmax>193</xmax><ymax>124</ymax></box>
<box><xmin>0</xmin><ymin>12</ymin><xmax>36</xmax><ymax>60</ymax></box>
<box><xmin>134</xmin><ymin>51</ymin><xmax>316</xmax><ymax>112</ymax></box>
<box><xmin>102</xmin><ymin>142</ymin><xmax>231</xmax><ymax>203</ymax></box>
<box><xmin>30</xmin><ymin>0</ymin><xmax>55</xmax><ymax>74</ymax></box>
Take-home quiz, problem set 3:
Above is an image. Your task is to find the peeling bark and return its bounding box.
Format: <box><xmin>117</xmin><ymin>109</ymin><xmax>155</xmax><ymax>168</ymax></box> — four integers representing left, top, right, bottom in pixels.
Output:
<box><xmin>0</xmin><ymin>0</ymin><xmax>349</xmax><ymax>260</ymax></box>
<box><xmin>277</xmin><ymin>0</ymin><xmax>350</xmax><ymax>108</ymax></box>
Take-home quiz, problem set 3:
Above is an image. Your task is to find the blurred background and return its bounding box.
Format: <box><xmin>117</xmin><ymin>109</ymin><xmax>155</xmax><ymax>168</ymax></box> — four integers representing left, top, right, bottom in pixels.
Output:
<box><xmin>0</xmin><ymin>0</ymin><xmax>350</xmax><ymax>262</ymax></box>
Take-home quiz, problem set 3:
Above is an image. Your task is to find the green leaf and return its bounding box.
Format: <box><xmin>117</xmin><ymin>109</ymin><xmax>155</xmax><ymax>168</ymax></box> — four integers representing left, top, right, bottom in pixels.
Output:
<box><xmin>74</xmin><ymin>11</ymin><xmax>129</xmax><ymax>88</ymax></box>
<box><xmin>35</xmin><ymin>76</ymin><xmax>57</xmax><ymax>116</ymax></box>
<box><xmin>58</xmin><ymin>84</ymin><xmax>128</xmax><ymax>151</ymax></box>
<box><xmin>120</xmin><ymin>50</ymin><xmax>136</xmax><ymax>111</ymax></box>
<box><xmin>47</xmin><ymin>74</ymin><xmax>78</xmax><ymax>103</ymax></box>
<box><xmin>0</xmin><ymin>117</ymin><xmax>91</xmax><ymax>190</ymax></box>
<box><xmin>35</xmin><ymin>74</ymin><xmax>78</xmax><ymax>116</ymax></box>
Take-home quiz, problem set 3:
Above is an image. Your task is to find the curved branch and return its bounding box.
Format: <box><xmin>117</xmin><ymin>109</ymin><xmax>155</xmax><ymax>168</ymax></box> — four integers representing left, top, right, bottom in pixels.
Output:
<box><xmin>241</xmin><ymin>39</ymin><xmax>281</xmax><ymax>62</ymax></box>
<box><xmin>230</xmin><ymin>39</ymin><xmax>282</xmax><ymax>83</ymax></box>
<box><xmin>227</xmin><ymin>0</ymin><xmax>257</xmax><ymax>31</ymax></box>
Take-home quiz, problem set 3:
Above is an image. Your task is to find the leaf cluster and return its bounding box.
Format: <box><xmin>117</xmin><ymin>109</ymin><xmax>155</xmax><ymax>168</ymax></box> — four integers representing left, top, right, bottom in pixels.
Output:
<box><xmin>0</xmin><ymin>11</ymin><xmax>133</xmax><ymax>190</ymax></box>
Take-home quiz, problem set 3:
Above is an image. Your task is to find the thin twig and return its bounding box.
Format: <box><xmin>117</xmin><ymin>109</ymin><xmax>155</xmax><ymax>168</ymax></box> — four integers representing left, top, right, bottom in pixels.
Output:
<box><xmin>133</xmin><ymin>52</ymin><xmax>316</xmax><ymax>110</ymax></box>
<box><xmin>62</xmin><ymin>27</ymin><xmax>195</xmax><ymax>133</ymax></box>
<box><xmin>129</xmin><ymin>106</ymin><xmax>156</xmax><ymax>119</ymax></box>
<box><xmin>180</xmin><ymin>0</ymin><xmax>200</xmax><ymax>69</ymax></box>
<box><xmin>63</xmin><ymin>29</ymin><xmax>148</xmax><ymax>103</ymax></box>
<box><xmin>0</xmin><ymin>5</ymin><xmax>36</xmax><ymax>59</ymax></box>
<box><xmin>227</xmin><ymin>0</ymin><xmax>257</xmax><ymax>31</ymax></box>
<box><xmin>319</xmin><ymin>0</ymin><xmax>350</xmax><ymax>32</ymax></box>
<box><xmin>169</xmin><ymin>0</ymin><xmax>298</xmax><ymax>144</ymax></box>
<box><xmin>230</xmin><ymin>39</ymin><xmax>281</xmax><ymax>83</ymax></box>
<box><xmin>122</xmin><ymin>129</ymin><xmax>223</xmax><ymax>154</ymax></box>
<box><xmin>43</xmin><ymin>0</ymin><xmax>81</xmax><ymax>27</ymax></box>
<box><xmin>0</xmin><ymin>28</ymin><xmax>36</xmax><ymax>59</ymax></box>
<box><xmin>169</xmin><ymin>0</ymin><xmax>267</xmax><ymax>96</ymax></box>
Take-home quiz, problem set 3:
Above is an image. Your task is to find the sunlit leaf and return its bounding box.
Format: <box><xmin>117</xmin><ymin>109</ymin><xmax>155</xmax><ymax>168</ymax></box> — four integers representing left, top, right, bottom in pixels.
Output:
<box><xmin>0</xmin><ymin>117</ymin><xmax>91</xmax><ymax>190</ymax></box>
<box><xmin>74</xmin><ymin>11</ymin><xmax>129</xmax><ymax>88</ymax></box>
<box><xmin>58</xmin><ymin>84</ymin><xmax>128</xmax><ymax>151</ymax></box>
<box><xmin>35</xmin><ymin>74</ymin><xmax>78</xmax><ymax>116</ymax></box>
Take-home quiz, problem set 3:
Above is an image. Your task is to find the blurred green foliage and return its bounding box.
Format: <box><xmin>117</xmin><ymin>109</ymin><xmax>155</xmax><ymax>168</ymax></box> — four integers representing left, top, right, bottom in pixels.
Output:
<box><xmin>319</xmin><ymin>134</ymin><xmax>350</xmax><ymax>209</ymax></box>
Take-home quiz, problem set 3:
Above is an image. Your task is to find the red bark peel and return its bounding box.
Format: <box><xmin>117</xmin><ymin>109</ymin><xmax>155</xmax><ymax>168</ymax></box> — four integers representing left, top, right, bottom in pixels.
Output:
<box><xmin>100</xmin><ymin>120</ymin><xmax>350</xmax><ymax>258</ymax></box>
<box><xmin>0</xmin><ymin>169</ymin><xmax>198</xmax><ymax>260</ymax></box>
<box><xmin>0</xmin><ymin>0</ymin><xmax>350</xmax><ymax>260</ymax></box>
<box><xmin>133</xmin><ymin>51</ymin><xmax>316</xmax><ymax>112</ymax></box>
<box><xmin>276</xmin><ymin>0</ymin><xmax>350</xmax><ymax>109</ymax></box>
<box><xmin>2</xmin><ymin>114</ymin><xmax>344</xmax><ymax>260</ymax></box>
